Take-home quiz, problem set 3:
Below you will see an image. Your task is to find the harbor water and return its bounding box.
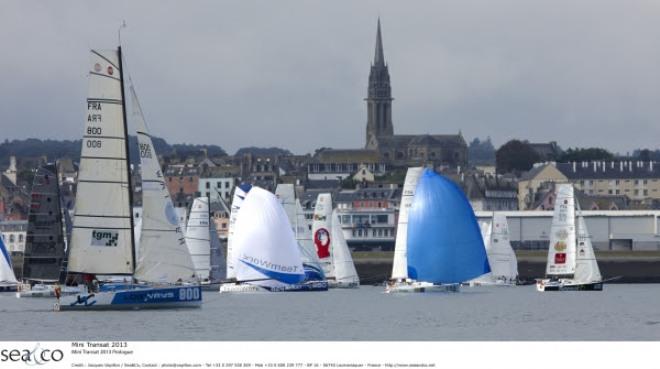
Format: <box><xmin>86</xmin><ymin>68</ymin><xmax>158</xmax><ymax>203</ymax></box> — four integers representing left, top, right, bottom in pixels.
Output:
<box><xmin>1</xmin><ymin>284</ymin><xmax>659</xmax><ymax>341</ymax></box>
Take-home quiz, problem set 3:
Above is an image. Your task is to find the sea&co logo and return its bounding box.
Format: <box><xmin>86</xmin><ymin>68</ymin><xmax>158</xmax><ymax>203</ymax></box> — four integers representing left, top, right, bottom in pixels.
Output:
<box><xmin>1</xmin><ymin>343</ymin><xmax>64</xmax><ymax>365</ymax></box>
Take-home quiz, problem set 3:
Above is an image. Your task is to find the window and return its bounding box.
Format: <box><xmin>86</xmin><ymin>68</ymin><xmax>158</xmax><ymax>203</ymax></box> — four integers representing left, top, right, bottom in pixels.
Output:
<box><xmin>189</xmin><ymin>177</ymin><xmax>193</xmax><ymax>182</ymax></box>
<box><xmin>644</xmin><ymin>190</ymin><xmax>648</xmax><ymax>196</ymax></box>
<box><xmin>608</xmin><ymin>190</ymin><xmax>612</xmax><ymax>194</ymax></box>
<box><xmin>615</xmin><ymin>190</ymin><xmax>620</xmax><ymax>195</ymax></box>
<box><xmin>18</xmin><ymin>234</ymin><xmax>23</xmax><ymax>242</ymax></box>
<box><xmin>206</xmin><ymin>182</ymin><xmax>210</xmax><ymax>189</ymax></box>
<box><xmin>217</xmin><ymin>182</ymin><xmax>221</xmax><ymax>188</ymax></box>
<box><xmin>9</xmin><ymin>235</ymin><xmax>14</xmax><ymax>243</ymax></box>
<box><xmin>225</xmin><ymin>182</ymin><xmax>230</xmax><ymax>188</ymax></box>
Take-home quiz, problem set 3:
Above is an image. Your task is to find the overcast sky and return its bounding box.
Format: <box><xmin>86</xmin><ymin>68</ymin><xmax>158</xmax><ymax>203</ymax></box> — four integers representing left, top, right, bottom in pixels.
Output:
<box><xmin>1</xmin><ymin>1</ymin><xmax>659</xmax><ymax>155</ymax></box>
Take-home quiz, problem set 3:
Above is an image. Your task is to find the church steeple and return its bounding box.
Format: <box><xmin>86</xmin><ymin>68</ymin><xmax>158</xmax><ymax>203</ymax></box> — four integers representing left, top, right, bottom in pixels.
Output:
<box><xmin>374</xmin><ymin>18</ymin><xmax>385</xmax><ymax>68</ymax></box>
<box><xmin>365</xmin><ymin>18</ymin><xmax>394</xmax><ymax>149</ymax></box>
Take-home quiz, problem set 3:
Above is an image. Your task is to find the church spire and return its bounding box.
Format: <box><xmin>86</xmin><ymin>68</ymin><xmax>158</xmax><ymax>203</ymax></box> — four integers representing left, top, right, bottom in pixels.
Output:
<box><xmin>374</xmin><ymin>18</ymin><xmax>385</xmax><ymax>67</ymax></box>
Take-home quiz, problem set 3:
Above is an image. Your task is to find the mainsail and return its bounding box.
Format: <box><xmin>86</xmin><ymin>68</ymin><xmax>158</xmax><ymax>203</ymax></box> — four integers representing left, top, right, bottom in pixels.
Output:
<box><xmin>131</xmin><ymin>85</ymin><xmax>197</xmax><ymax>283</ymax></box>
<box><xmin>574</xmin><ymin>210</ymin><xmax>602</xmax><ymax>284</ymax></box>
<box><xmin>391</xmin><ymin>167</ymin><xmax>423</xmax><ymax>280</ymax></box>
<box><xmin>68</xmin><ymin>49</ymin><xmax>134</xmax><ymax>276</ymax></box>
<box><xmin>22</xmin><ymin>163</ymin><xmax>67</xmax><ymax>282</ymax></box>
<box><xmin>487</xmin><ymin>213</ymin><xmax>518</xmax><ymax>281</ymax></box>
<box><xmin>232</xmin><ymin>187</ymin><xmax>305</xmax><ymax>287</ymax></box>
<box><xmin>0</xmin><ymin>235</ymin><xmax>18</xmax><ymax>284</ymax></box>
<box><xmin>227</xmin><ymin>183</ymin><xmax>252</xmax><ymax>279</ymax></box>
<box><xmin>185</xmin><ymin>197</ymin><xmax>212</xmax><ymax>281</ymax></box>
<box><xmin>406</xmin><ymin>169</ymin><xmax>490</xmax><ymax>283</ymax></box>
<box><xmin>330</xmin><ymin>210</ymin><xmax>359</xmax><ymax>285</ymax></box>
<box><xmin>312</xmin><ymin>193</ymin><xmax>334</xmax><ymax>278</ymax></box>
<box><xmin>546</xmin><ymin>184</ymin><xmax>577</xmax><ymax>276</ymax></box>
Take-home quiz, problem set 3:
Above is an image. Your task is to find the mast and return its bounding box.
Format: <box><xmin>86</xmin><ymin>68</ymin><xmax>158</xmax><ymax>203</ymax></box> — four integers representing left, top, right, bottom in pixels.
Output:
<box><xmin>117</xmin><ymin>46</ymin><xmax>137</xmax><ymax>274</ymax></box>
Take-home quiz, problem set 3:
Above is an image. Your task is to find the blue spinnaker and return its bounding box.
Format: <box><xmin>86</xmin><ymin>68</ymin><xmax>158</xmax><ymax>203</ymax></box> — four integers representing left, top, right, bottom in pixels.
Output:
<box><xmin>407</xmin><ymin>169</ymin><xmax>490</xmax><ymax>283</ymax></box>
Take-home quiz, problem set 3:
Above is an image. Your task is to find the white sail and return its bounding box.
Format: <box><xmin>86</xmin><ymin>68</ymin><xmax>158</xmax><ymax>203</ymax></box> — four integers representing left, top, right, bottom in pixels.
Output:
<box><xmin>546</xmin><ymin>184</ymin><xmax>577</xmax><ymax>276</ymax></box>
<box><xmin>574</xmin><ymin>213</ymin><xmax>602</xmax><ymax>283</ymax></box>
<box><xmin>312</xmin><ymin>193</ymin><xmax>334</xmax><ymax>278</ymax></box>
<box><xmin>391</xmin><ymin>167</ymin><xmax>423</xmax><ymax>280</ymax></box>
<box><xmin>68</xmin><ymin>49</ymin><xmax>134</xmax><ymax>275</ymax></box>
<box><xmin>232</xmin><ymin>187</ymin><xmax>305</xmax><ymax>287</ymax></box>
<box><xmin>185</xmin><ymin>197</ymin><xmax>211</xmax><ymax>281</ymax></box>
<box><xmin>227</xmin><ymin>184</ymin><xmax>250</xmax><ymax>279</ymax></box>
<box><xmin>0</xmin><ymin>237</ymin><xmax>18</xmax><ymax>284</ymax></box>
<box><xmin>131</xmin><ymin>85</ymin><xmax>197</xmax><ymax>283</ymax></box>
<box><xmin>331</xmin><ymin>210</ymin><xmax>359</xmax><ymax>285</ymax></box>
<box><xmin>487</xmin><ymin>213</ymin><xmax>518</xmax><ymax>281</ymax></box>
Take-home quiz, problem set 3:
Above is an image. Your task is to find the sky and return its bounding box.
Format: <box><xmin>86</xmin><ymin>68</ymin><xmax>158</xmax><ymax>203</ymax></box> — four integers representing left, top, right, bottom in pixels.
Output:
<box><xmin>1</xmin><ymin>1</ymin><xmax>659</xmax><ymax>155</ymax></box>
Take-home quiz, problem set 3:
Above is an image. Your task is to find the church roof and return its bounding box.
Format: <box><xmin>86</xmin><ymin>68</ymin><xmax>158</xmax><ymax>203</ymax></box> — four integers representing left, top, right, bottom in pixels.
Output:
<box><xmin>312</xmin><ymin>149</ymin><xmax>381</xmax><ymax>164</ymax></box>
<box><xmin>376</xmin><ymin>134</ymin><xmax>466</xmax><ymax>149</ymax></box>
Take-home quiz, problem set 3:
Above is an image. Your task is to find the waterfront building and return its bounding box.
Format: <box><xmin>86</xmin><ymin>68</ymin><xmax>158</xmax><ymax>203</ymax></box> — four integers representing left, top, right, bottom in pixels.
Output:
<box><xmin>0</xmin><ymin>219</ymin><xmax>27</xmax><ymax>253</ymax></box>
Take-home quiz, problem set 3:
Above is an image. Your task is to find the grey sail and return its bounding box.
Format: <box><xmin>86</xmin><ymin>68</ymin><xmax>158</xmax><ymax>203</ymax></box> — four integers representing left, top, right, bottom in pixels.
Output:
<box><xmin>209</xmin><ymin>218</ymin><xmax>225</xmax><ymax>282</ymax></box>
<box><xmin>21</xmin><ymin>164</ymin><xmax>66</xmax><ymax>282</ymax></box>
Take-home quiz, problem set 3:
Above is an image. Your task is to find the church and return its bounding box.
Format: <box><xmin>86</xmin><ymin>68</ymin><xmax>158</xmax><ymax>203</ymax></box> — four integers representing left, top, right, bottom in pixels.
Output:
<box><xmin>364</xmin><ymin>19</ymin><xmax>468</xmax><ymax>168</ymax></box>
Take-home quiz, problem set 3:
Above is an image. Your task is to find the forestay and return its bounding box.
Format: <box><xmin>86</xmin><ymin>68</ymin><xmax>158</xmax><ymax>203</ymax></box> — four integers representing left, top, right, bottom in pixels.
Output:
<box><xmin>185</xmin><ymin>197</ymin><xmax>211</xmax><ymax>281</ymax></box>
<box><xmin>391</xmin><ymin>167</ymin><xmax>423</xmax><ymax>280</ymax></box>
<box><xmin>131</xmin><ymin>85</ymin><xmax>197</xmax><ymax>283</ymax></box>
<box><xmin>232</xmin><ymin>187</ymin><xmax>305</xmax><ymax>287</ymax></box>
<box><xmin>68</xmin><ymin>49</ymin><xmax>134</xmax><ymax>276</ymax></box>
<box><xmin>407</xmin><ymin>169</ymin><xmax>490</xmax><ymax>284</ymax></box>
<box><xmin>546</xmin><ymin>184</ymin><xmax>577</xmax><ymax>276</ymax></box>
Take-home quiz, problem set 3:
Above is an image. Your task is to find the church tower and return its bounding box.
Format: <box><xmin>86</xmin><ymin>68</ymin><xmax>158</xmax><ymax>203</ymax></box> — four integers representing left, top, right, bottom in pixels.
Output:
<box><xmin>365</xmin><ymin>18</ymin><xmax>394</xmax><ymax>149</ymax></box>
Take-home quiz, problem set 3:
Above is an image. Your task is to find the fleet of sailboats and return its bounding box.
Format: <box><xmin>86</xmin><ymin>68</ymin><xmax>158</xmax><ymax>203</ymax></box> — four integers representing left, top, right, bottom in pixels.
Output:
<box><xmin>537</xmin><ymin>184</ymin><xmax>604</xmax><ymax>291</ymax></box>
<box><xmin>1</xmin><ymin>38</ymin><xmax>623</xmax><ymax>308</ymax></box>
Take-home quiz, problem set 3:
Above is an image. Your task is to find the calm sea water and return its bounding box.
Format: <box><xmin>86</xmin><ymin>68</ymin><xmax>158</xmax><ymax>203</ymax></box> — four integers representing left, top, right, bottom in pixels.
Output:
<box><xmin>1</xmin><ymin>284</ymin><xmax>660</xmax><ymax>341</ymax></box>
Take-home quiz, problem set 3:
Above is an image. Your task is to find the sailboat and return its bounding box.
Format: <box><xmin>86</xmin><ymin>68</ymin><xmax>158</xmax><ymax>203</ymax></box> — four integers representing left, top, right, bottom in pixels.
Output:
<box><xmin>536</xmin><ymin>184</ymin><xmax>603</xmax><ymax>291</ymax></box>
<box><xmin>16</xmin><ymin>163</ymin><xmax>85</xmax><ymax>297</ymax></box>
<box><xmin>275</xmin><ymin>184</ymin><xmax>326</xmax><ymax>285</ymax></box>
<box><xmin>311</xmin><ymin>193</ymin><xmax>359</xmax><ymax>288</ymax></box>
<box><xmin>55</xmin><ymin>48</ymin><xmax>201</xmax><ymax>310</ymax></box>
<box><xmin>185</xmin><ymin>196</ymin><xmax>224</xmax><ymax>290</ymax></box>
<box><xmin>185</xmin><ymin>197</ymin><xmax>212</xmax><ymax>283</ymax></box>
<box><xmin>386</xmin><ymin>168</ymin><xmax>490</xmax><ymax>293</ymax></box>
<box><xmin>0</xmin><ymin>234</ymin><xmax>18</xmax><ymax>292</ymax></box>
<box><xmin>220</xmin><ymin>186</ymin><xmax>321</xmax><ymax>293</ymax></box>
<box><xmin>469</xmin><ymin>213</ymin><xmax>518</xmax><ymax>286</ymax></box>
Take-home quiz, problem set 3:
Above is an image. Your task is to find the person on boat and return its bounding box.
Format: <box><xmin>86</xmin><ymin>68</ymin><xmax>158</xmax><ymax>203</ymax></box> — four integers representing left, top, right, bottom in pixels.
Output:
<box><xmin>82</xmin><ymin>273</ymin><xmax>98</xmax><ymax>292</ymax></box>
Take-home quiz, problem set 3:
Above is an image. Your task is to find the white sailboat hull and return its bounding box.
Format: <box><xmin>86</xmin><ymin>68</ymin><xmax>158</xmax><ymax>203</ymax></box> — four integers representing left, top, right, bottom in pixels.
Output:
<box><xmin>328</xmin><ymin>280</ymin><xmax>359</xmax><ymax>289</ymax></box>
<box><xmin>467</xmin><ymin>279</ymin><xmax>516</xmax><ymax>287</ymax></box>
<box><xmin>385</xmin><ymin>281</ymin><xmax>460</xmax><ymax>293</ymax></box>
<box><xmin>219</xmin><ymin>280</ymin><xmax>329</xmax><ymax>293</ymax></box>
<box><xmin>55</xmin><ymin>285</ymin><xmax>202</xmax><ymax>311</ymax></box>
<box><xmin>536</xmin><ymin>278</ymin><xmax>603</xmax><ymax>292</ymax></box>
<box><xmin>0</xmin><ymin>282</ymin><xmax>18</xmax><ymax>292</ymax></box>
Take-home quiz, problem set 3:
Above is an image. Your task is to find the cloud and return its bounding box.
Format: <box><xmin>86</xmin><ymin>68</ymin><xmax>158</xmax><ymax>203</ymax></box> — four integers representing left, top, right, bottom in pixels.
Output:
<box><xmin>1</xmin><ymin>0</ymin><xmax>659</xmax><ymax>155</ymax></box>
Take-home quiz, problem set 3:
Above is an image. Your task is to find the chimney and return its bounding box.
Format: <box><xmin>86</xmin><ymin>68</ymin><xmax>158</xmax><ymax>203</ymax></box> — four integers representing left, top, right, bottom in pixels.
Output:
<box><xmin>620</xmin><ymin>161</ymin><xmax>623</xmax><ymax>172</ymax></box>
<box><xmin>629</xmin><ymin>161</ymin><xmax>633</xmax><ymax>172</ymax></box>
<box><xmin>611</xmin><ymin>161</ymin><xmax>614</xmax><ymax>169</ymax></box>
<box><xmin>602</xmin><ymin>161</ymin><xmax>606</xmax><ymax>172</ymax></box>
<box><xmin>572</xmin><ymin>161</ymin><xmax>576</xmax><ymax>172</ymax></box>
<box><xmin>593</xmin><ymin>161</ymin><xmax>597</xmax><ymax>172</ymax></box>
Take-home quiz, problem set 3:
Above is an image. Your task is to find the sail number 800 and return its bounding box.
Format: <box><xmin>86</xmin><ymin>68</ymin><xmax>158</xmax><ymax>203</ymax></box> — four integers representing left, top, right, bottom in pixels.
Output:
<box><xmin>178</xmin><ymin>287</ymin><xmax>200</xmax><ymax>301</ymax></box>
<box><xmin>87</xmin><ymin>126</ymin><xmax>102</xmax><ymax>135</ymax></box>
